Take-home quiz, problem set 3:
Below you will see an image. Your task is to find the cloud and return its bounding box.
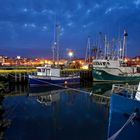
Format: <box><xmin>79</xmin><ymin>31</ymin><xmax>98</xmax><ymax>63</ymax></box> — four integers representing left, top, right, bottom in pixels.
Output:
<box><xmin>94</xmin><ymin>3</ymin><xmax>100</xmax><ymax>9</ymax></box>
<box><xmin>105</xmin><ymin>7</ymin><xmax>114</xmax><ymax>14</ymax></box>
<box><xmin>23</xmin><ymin>8</ymin><xmax>28</xmax><ymax>12</ymax></box>
<box><xmin>82</xmin><ymin>25</ymin><xmax>87</xmax><ymax>28</ymax></box>
<box><xmin>42</xmin><ymin>26</ymin><xmax>47</xmax><ymax>31</ymax></box>
<box><xmin>86</xmin><ymin>9</ymin><xmax>91</xmax><ymax>15</ymax></box>
<box><xmin>67</xmin><ymin>22</ymin><xmax>74</xmax><ymax>27</ymax></box>
<box><xmin>60</xmin><ymin>27</ymin><xmax>64</xmax><ymax>36</ymax></box>
<box><xmin>105</xmin><ymin>5</ymin><xmax>128</xmax><ymax>14</ymax></box>
<box><xmin>134</xmin><ymin>0</ymin><xmax>140</xmax><ymax>6</ymax></box>
<box><xmin>82</xmin><ymin>22</ymin><xmax>94</xmax><ymax>28</ymax></box>
<box><xmin>41</xmin><ymin>9</ymin><xmax>55</xmax><ymax>15</ymax></box>
<box><xmin>77</xmin><ymin>3</ymin><xmax>82</xmax><ymax>10</ymax></box>
<box><xmin>66</xmin><ymin>13</ymin><xmax>73</xmax><ymax>19</ymax></box>
<box><xmin>24</xmin><ymin>23</ymin><xmax>36</xmax><ymax>28</ymax></box>
<box><xmin>0</xmin><ymin>0</ymin><xmax>139</xmax><ymax>57</ymax></box>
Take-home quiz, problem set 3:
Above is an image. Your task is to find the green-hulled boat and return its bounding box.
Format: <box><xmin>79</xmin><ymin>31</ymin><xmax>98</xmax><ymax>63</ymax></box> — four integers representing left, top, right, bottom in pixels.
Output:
<box><xmin>92</xmin><ymin>30</ymin><xmax>140</xmax><ymax>82</ymax></box>
<box><xmin>93</xmin><ymin>68</ymin><xmax>140</xmax><ymax>82</ymax></box>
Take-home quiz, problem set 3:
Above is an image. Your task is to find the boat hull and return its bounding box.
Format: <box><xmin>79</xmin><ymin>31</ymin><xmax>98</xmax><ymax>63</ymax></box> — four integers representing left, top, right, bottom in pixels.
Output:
<box><xmin>108</xmin><ymin>94</ymin><xmax>140</xmax><ymax>140</ymax></box>
<box><xmin>29</xmin><ymin>75</ymin><xmax>80</xmax><ymax>86</ymax></box>
<box><xmin>93</xmin><ymin>69</ymin><xmax>140</xmax><ymax>82</ymax></box>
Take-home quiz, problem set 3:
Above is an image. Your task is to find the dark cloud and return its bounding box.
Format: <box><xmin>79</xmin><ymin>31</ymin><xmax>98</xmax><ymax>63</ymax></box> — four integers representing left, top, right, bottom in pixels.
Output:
<box><xmin>0</xmin><ymin>0</ymin><xmax>139</xmax><ymax>57</ymax></box>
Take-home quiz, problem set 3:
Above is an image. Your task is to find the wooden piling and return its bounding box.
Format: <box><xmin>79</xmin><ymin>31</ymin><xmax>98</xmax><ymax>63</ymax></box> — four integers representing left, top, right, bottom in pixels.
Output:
<box><xmin>80</xmin><ymin>70</ymin><xmax>93</xmax><ymax>82</ymax></box>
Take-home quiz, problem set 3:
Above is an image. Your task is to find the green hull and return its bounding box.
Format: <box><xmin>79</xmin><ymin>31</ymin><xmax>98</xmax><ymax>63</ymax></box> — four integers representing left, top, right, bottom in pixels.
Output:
<box><xmin>93</xmin><ymin>69</ymin><xmax>140</xmax><ymax>82</ymax></box>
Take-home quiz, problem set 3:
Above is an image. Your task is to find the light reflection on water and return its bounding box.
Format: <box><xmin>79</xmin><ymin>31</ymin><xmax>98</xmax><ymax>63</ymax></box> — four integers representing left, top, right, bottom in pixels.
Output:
<box><xmin>3</xmin><ymin>83</ymin><xmax>111</xmax><ymax>140</ymax></box>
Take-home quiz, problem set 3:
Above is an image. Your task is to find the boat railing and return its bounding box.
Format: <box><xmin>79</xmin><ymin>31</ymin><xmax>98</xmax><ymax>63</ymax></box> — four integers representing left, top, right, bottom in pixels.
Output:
<box><xmin>112</xmin><ymin>83</ymin><xmax>137</xmax><ymax>96</ymax></box>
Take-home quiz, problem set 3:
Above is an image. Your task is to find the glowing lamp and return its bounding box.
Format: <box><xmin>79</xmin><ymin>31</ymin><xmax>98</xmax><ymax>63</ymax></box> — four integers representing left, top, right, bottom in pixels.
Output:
<box><xmin>68</xmin><ymin>51</ymin><xmax>73</xmax><ymax>57</ymax></box>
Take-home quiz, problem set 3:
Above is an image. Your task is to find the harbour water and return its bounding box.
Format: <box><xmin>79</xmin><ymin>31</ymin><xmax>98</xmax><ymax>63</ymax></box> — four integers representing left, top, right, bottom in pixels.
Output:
<box><xmin>1</xmin><ymin>83</ymin><xmax>110</xmax><ymax>140</ymax></box>
<box><xmin>2</xmin><ymin>81</ymin><xmax>139</xmax><ymax>140</ymax></box>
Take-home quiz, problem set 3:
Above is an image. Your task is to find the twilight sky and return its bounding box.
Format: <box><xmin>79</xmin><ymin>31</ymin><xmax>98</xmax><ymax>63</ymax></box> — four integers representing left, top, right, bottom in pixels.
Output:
<box><xmin>0</xmin><ymin>0</ymin><xmax>140</xmax><ymax>58</ymax></box>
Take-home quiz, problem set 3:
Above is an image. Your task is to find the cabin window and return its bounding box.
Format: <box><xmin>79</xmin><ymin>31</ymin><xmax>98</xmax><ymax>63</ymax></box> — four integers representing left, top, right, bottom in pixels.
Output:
<box><xmin>103</xmin><ymin>62</ymin><xmax>106</xmax><ymax>65</ymax></box>
<box><xmin>107</xmin><ymin>62</ymin><xmax>110</xmax><ymax>65</ymax></box>
<box><xmin>46</xmin><ymin>69</ymin><xmax>50</xmax><ymax>75</ymax></box>
<box><xmin>42</xmin><ymin>69</ymin><xmax>45</xmax><ymax>72</ymax></box>
<box><xmin>37</xmin><ymin>69</ymin><xmax>41</xmax><ymax>72</ymax></box>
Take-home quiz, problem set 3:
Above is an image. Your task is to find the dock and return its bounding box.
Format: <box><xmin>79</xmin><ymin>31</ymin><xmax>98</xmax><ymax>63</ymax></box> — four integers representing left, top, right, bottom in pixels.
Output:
<box><xmin>0</xmin><ymin>67</ymin><xmax>93</xmax><ymax>83</ymax></box>
<box><xmin>0</xmin><ymin>67</ymin><xmax>36</xmax><ymax>83</ymax></box>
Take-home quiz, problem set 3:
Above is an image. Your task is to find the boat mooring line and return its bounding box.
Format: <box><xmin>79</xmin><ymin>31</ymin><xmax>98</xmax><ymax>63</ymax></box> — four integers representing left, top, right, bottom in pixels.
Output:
<box><xmin>8</xmin><ymin>73</ymin><xmax>110</xmax><ymax>99</ymax></box>
<box><xmin>108</xmin><ymin>111</ymin><xmax>137</xmax><ymax>140</ymax></box>
<box><xmin>31</xmin><ymin>78</ymin><xmax>91</xmax><ymax>94</ymax></box>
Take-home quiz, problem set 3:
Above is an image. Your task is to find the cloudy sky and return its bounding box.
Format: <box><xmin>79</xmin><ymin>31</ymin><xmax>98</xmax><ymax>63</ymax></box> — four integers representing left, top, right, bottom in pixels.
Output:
<box><xmin>0</xmin><ymin>0</ymin><xmax>140</xmax><ymax>58</ymax></box>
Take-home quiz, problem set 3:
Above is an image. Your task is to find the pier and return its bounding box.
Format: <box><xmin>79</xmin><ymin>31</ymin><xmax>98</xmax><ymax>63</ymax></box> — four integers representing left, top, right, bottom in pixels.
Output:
<box><xmin>0</xmin><ymin>67</ymin><xmax>36</xmax><ymax>83</ymax></box>
<box><xmin>80</xmin><ymin>70</ymin><xmax>92</xmax><ymax>82</ymax></box>
<box><xmin>0</xmin><ymin>67</ymin><xmax>93</xmax><ymax>83</ymax></box>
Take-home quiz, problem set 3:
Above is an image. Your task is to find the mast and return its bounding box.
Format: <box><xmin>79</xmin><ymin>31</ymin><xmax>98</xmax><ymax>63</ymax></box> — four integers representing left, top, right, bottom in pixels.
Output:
<box><xmin>104</xmin><ymin>35</ymin><xmax>107</xmax><ymax>59</ymax></box>
<box><xmin>56</xmin><ymin>24</ymin><xmax>60</xmax><ymax>66</ymax></box>
<box><xmin>98</xmin><ymin>32</ymin><xmax>102</xmax><ymax>59</ymax></box>
<box><xmin>122</xmin><ymin>30</ymin><xmax>128</xmax><ymax>59</ymax></box>
<box><xmin>52</xmin><ymin>42</ymin><xmax>56</xmax><ymax>65</ymax></box>
<box><xmin>52</xmin><ymin>24</ymin><xmax>60</xmax><ymax>66</ymax></box>
<box><xmin>85</xmin><ymin>36</ymin><xmax>91</xmax><ymax>63</ymax></box>
<box><xmin>52</xmin><ymin>23</ymin><xmax>56</xmax><ymax>65</ymax></box>
<box><xmin>119</xmin><ymin>39</ymin><xmax>122</xmax><ymax>59</ymax></box>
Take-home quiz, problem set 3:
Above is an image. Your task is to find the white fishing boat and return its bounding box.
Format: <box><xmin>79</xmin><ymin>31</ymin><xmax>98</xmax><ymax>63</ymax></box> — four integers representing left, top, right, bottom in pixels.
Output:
<box><xmin>29</xmin><ymin>65</ymin><xmax>80</xmax><ymax>86</ymax></box>
<box><xmin>29</xmin><ymin>23</ymin><xmax>80</xmax><ymax>86</ymax></box>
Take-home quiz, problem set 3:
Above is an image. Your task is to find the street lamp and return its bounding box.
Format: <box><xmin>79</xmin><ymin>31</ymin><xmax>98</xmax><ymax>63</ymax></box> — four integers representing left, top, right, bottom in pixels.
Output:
<box><xmin>68</xmin><ymin>51</ymin><xmax>74</xmax><ymax>62</ymax></box>
<box><xmin>68</xmin><ymin>51</ymin><xmax>73</xmax><ymax>58</ymax></box>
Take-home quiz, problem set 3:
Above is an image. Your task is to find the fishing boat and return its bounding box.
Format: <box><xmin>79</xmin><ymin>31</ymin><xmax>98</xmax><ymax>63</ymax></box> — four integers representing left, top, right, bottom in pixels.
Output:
<box><xmin>93</xmin><ymin>59</ymin><xmax>140</xmax><ymax>82</ymax></box>
<box><xmin>92</xmin><ymin>31</ymin><xmax>140</xmax><ymax>82</ymax></box>
<box><xmin>29</xmin><ymin>23</ymin><xmax>80</xmax><ymax>86</ymax></box>
<box><xmin>29</xmin><ymin>65</ymin><xmax>80</xmax><ymax>86</ymax></box>
<box><xmin>108</xmin><ymin>83</ymin><xmax>140</xmax><ymax>140</ymax></box>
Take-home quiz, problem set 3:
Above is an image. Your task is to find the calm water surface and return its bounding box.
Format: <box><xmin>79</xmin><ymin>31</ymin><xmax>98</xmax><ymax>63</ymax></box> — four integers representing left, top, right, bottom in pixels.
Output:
<box><xmin>3</xmin><ymin>83</ymin><xmax>109</xmax><ymax>140</ymax></box>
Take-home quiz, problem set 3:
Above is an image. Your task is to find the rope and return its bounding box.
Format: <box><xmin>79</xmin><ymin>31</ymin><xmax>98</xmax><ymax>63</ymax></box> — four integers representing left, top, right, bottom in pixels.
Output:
<box><xmin>30</xmin><ymin>78</ymin><xmax>91</xmax><ymax>94</ymax></box>
<box><xmin>108</xmin><ymin>112</ymin><xmax>137</xmax><ymax>140</ymax></box>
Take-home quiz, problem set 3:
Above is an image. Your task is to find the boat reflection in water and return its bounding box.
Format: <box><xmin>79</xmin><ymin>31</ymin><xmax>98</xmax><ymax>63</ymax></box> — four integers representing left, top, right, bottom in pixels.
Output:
<box><xmin>37</xmin><ymin>93</ymin><xmax>60</xmax><ymax>106</ymax></box>
<box><xmin>89</xmin><ymin>83</ymin><xmax>112</xmax><ymax>107</ymax></box>
<box><xmin>34</xmin><ymin>89</ymin><xmax>62</xmax><ymax>106</ymax></box>
<box><xmin>92</xmin><ymin>83</ymin><xmax>112</xmax><ymax>96</ymax></box>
